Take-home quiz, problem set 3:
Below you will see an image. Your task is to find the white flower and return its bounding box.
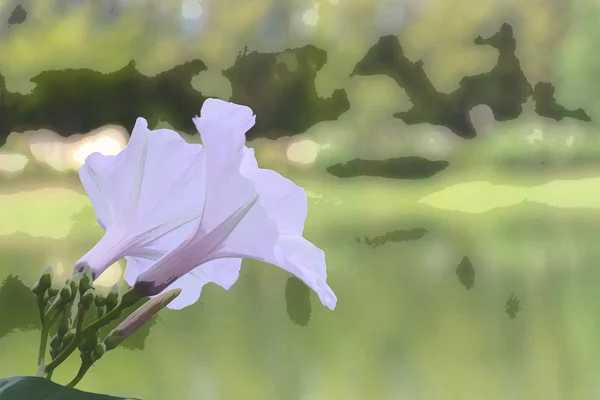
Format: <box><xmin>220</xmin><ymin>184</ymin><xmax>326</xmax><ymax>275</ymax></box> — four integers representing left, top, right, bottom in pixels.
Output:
<box><xmin>75</xmin><ymin>99</ymin><xmax>337</xmax><ymax>310</ymax></box>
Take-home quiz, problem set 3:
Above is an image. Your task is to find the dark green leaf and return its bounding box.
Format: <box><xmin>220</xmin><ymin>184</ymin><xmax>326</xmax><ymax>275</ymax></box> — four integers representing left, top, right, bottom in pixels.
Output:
<box><xmin>0</xmin><ymin>376</ymin><xmax>141</xmax><ymax>400</ymax></box>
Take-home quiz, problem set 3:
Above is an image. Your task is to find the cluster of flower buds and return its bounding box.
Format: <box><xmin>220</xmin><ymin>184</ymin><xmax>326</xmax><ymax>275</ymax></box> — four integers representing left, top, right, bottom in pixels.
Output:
<box><xmin>30</xmin><ymin>264</ymin><xmax>182</xmax><ymax>386</ymax></box>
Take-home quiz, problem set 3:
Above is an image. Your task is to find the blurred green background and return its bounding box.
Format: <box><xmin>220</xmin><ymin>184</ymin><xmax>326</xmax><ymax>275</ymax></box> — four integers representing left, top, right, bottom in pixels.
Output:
<box><xmin>2</xmin><ymin>0</ymin><xmax>600</xmax><ymax>399</ymax></box>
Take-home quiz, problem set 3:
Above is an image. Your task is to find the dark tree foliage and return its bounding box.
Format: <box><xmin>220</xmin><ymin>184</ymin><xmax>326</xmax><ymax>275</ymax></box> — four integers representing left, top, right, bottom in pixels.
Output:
<box><xmin>0</xmin><ymin>60</ymin><xmax>209</xmax><ymax>142</ymax></box>
<box><xmin>352</xmin><ymin>23</ymin><xmax>590</xmax><ymax>138</ymax></box>
<box><xmin>0</xmin><ymin>47</ymin><xmax>350</xmax><ymax>145</ymax></box>
<box><xmin>225</xmin><ymin>46</ymin><xmax>351</xmax><ymax>140</ymax></box>
<box><xmin>0</xmin><ymin>23</ymin><xmax>590</xmax><ymax>149</ymax></box>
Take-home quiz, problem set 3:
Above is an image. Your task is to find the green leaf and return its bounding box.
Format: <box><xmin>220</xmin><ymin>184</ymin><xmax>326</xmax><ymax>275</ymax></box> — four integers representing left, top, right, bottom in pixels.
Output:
<box><xmin>0</xmin><ymin>376</ymin><xmax>141</xmax><ymax>400</ymax></box>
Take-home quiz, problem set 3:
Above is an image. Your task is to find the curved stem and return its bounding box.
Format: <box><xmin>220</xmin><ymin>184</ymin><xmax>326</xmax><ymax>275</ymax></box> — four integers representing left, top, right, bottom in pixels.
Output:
<box><xmin>43</xmin><ymin>288</ymin><xmax>141</xmax><ymax>374</ymax></box>
<box><xmin>66</xmin><ymin>362</ymin><xmax>92</xmax><ymax>388</ymax></box>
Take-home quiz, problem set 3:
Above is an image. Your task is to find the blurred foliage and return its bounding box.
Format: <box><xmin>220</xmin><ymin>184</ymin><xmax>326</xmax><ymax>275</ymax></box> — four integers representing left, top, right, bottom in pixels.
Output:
<box><xmin>0</xmin><ymin>274</ymin><xmax>38</xmax><ymax>339</ymax></box>
<box><xmin>554</xmin><ymin>0</ymin><xmax>600</xmax><ymax>123</ymax></box>
<box><xmin>284</xmin><ymin>277</ymin><xmax>311</xmax><ymax>327</ymax></box>
<box><xmin>326</xmin><ymin>156</ymin><xmax>448</xmax><ymax>179</ymax></box>
<box><xmin>1</xmin><ymin>0</ymin><xmax>600</xmax><ymax>398</ymax></box>
<box><xmin>455</xmin><ymin>256</ymin><xmax>475</xmax><ymax>290</ymax></box>
<box><xmin>357</xmin><ymin>227</ymin><xmax>428</xmax><ymax>249</ymax></box>
<box><xmin>352</xmin><ymin>23</ymin><xmax>589</xmax><ymax>138</ymax></box>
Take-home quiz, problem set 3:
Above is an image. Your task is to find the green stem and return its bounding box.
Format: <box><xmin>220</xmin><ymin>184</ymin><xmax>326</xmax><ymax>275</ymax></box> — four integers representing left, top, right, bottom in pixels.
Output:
<box><xmin>66</xmin><ymin>362</ymin><xmax>92</xmax><ymax>388</ymax></box>
<box><xmin>36</xmin><ymin>300</ymin><xmax>48</xmax><ymax>368</ymax></box>
<box><xmin>43</xmin><ymin>288</ymin><xmax>141</xmax><ymax>374</ymax></box>
<box><xmin>36</xmin><ymin>325</ymin><xmax>49</xmax><ymax>366</ymax></box>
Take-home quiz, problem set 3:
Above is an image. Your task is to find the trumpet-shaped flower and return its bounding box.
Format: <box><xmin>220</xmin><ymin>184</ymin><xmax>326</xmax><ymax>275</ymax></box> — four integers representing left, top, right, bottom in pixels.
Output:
<box><xmin>74</xmin><ymin>98</ymin><xmax>337</xmax><ymax>310</ymax></box>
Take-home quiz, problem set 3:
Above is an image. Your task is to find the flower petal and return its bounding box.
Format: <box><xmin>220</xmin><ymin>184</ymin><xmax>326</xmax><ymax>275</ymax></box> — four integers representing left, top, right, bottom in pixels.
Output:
<box><xmin>78</xmin><ymin>118</ymin><xmax>151</xmax><ymax>229</ymax></box>
<box><xmin>240</xmin><ymin>147</ymin><xmax>307</xmax><ymax>235</ymax></box>
<box><xmin>125</xmin><ymin>255</ymin><xmax>242</xmax><ymax>310</ymax></box>
<box><xmin>274</xmin><ymin>235</ymin><xmax>337</xmax><ymax>310</ymax></box>
<box><xmin>135</xmin><ymin>102</ymin><xmax>280</xmax><ymax>296</ymax></box>
<box><xmin>75</xmin><ymin>120</ymin><xmax>206</xmax><ymax>278</ymax></box>
<box><xmin>190</xmin><ymin>98</ymin><xmax>277</xmax><ymax>258</ymax></box>
<box><xmin>193</xmin><ymin>98</ymin><xmax>255</xmax><ymax>185</ymax></box>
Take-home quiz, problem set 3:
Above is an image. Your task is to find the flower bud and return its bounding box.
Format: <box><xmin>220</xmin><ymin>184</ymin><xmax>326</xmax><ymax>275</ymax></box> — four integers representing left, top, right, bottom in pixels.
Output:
<box><xmin>32</xmin><ymin>266</ymin><xmax>53</xmax><ymax>297</ymax></box>
<box><xmin>47</xmin><ymin>287</ymin><xmax>59</xmax><ymax>298</ymax></box>
<box><xmin>69</xmin><ymin>279</ymin><xmax>78</xmax><ymax>300</ymax></box>
<box><xmin>103</xmin><ymin>330</ymin><xmax>124</xmax><ymax>351</ymax></box>
<box><xmin>104</xmin><ymin>289</ymin><xmax>181</xmax><ymax>350</ymax></box>
<box><xmin>31</xmin><ymin>281</ymin><xmax>43</xmax><ymax>297</ymax></box>
<box><xmin>93</xmin><ymin>343</ymin><xmax>106</xmax><ymax>359</ymax></box>
<box><xmin>39</xmin><ymin>266</ymin><xmax>53</xmax><ymax>290</ymax></box>
<box><xmin>61</xmin><ymin>329</ymin><xmax>76</xmax><ymax>346</ymax></box>
<box><xmin>59</xmin><ymin>286</ymin><xmax>71</xmax><ymax>302</ymax></box>
<box><xmin>104</xmin><ymin>285</ymin><xmax>120</xmax><ymax>311</ymax></box>
<box><xmin>94</xmin><ymin>294</ymin><xmax>105</xmax><ymax>308</ymax></box>
<box><xmin>78</xmin><ymin>330</ymin><xmax>100</xmax><ymax>354</ymax></box>
<box><xmin>81</xmin><ymin>289</ymin><xmax>95</xmax><ymax>308</ymax></box>
<box><xmin>78</xmin><ymin>265</ymin><xmax>93</xmax><ymax>294</ymax></box>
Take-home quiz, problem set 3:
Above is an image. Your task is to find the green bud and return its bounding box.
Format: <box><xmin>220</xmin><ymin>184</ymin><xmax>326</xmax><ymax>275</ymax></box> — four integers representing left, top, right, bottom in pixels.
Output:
<box><xmin>103</xmin><ymin>329</ymin><xmax>126</xmax><ymax>351</ymax></box>
<box><xmin>32</xmin><ymin>267</ymin><xmax>53</xmax><ymax>298</ymax></box>
<box><xmin>59</xmin><ymin>286</ymin><xmax>71</xmax><ymax>302</ymax></box>
<box><xmin>39</xmin><ymin>266</ymin><xmax>53</xmax><ymax>290</ymax></box>
<box><xmin>115</xmin><ymin>289</ymin><xmax>181</xmax><ymax>338</ymax></box>
<box><xmin>61</xmin><ymin>329</ymin><xmax>76</xmax><ymax>346</ymax></box>
<box><xmin>78</xmin><ymin>330</ymin><xmax>99</xmax><ymax>353</ymax></box>
<box><xmin>81</xmin><ymin>289</ymin><xmax>95</xmax><ymax>308</ymax></box>
<box><xmin>47</xmin><ymin>287</ymin><xmax>59</xmax><ymax>298</ymax></box>
<box><xmin>69</xmin><ymin>279</ymin><xmax>78</xmax><ymax>298</ymax></box>
<box><xmin>104</xmin><ymin>285</ymin><xmax>120</xmax><ymax>311</ymax></box>
<box><xmin>94</xmin><ymin>294</ymin><xmax>105</xmax><ymax>308</ymax></box>
<box><xmin>31</xmin><ymin>281</ymin><xmax>44</xmax><ymax>298</ymax></box>
<box><xmin>93</xmin><ymin>343</ymin><xmax>106</xmax><ymax>359</ymax></box>
<box><xmin>78</xmin><ymin>265</ymin><xmax>93</xmax><ymax>294</ymax></box>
